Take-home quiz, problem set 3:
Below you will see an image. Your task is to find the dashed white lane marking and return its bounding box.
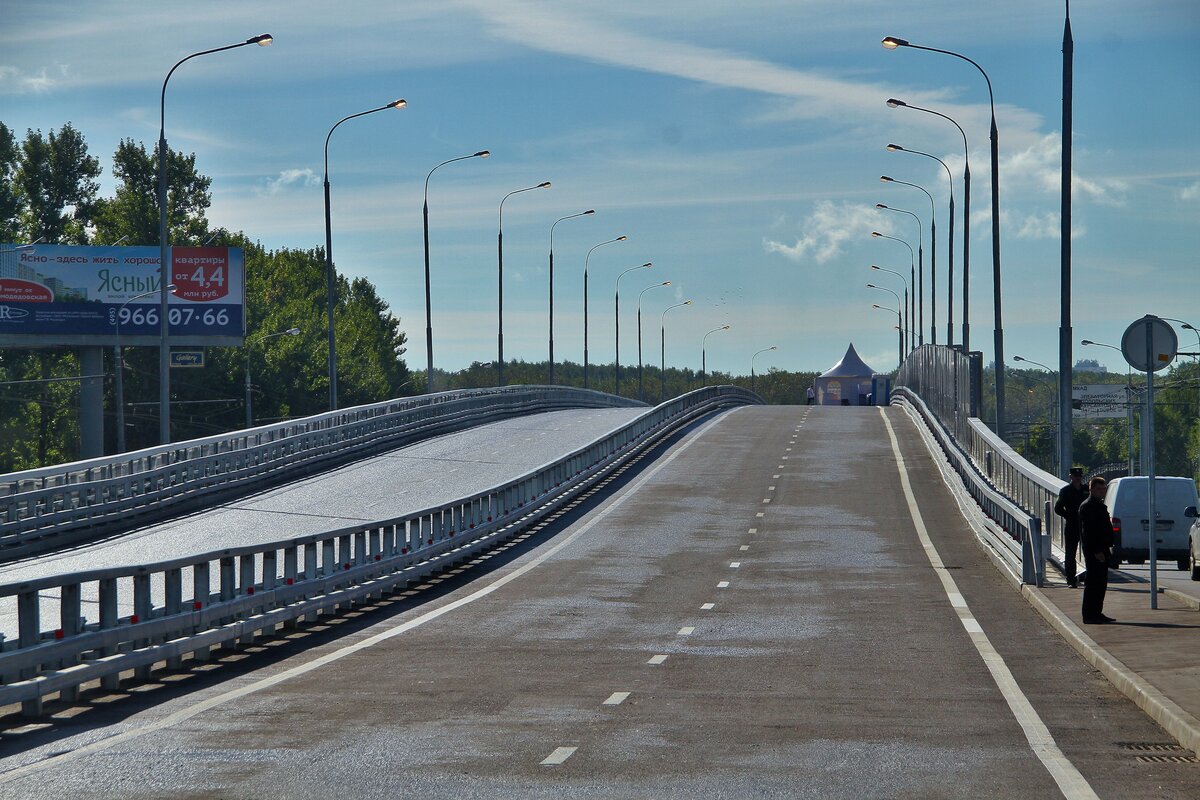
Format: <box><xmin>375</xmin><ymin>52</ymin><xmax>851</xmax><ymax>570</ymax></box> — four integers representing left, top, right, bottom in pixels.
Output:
<box><xmin>739</xmin><ymin>545</ymin><xmax>749</xmax><ymax>551</ymax></box>
<box><xmin>647</xmin><ymin>654</ymin><xmax>669</xmax><ymax>665</ymax></box>
<box><xmin>773</xmin><ymin>474</ymin><xmax>780</xmax><ymax>479</ymax></box>
<box><xmin>0</xmin><ymin>408</ymin><xmax>742</xmax><ymax>786</ymax></box>
<box><xmin>701</xmin><ymin>603</ymin><xmax>715</xmax><ymax>610</ymax></box>
<box><xmin>730</xmin><ymin>562</ymin><xmax>741</xmax><ymax>568</ymax></box>
<box><xmin>756</xmin><ymin>512</ymin><xmax>765</xmax><ymax>518</ymax></box>
<box><xmin>603</xmin><ymin>692</ymin><xmax>631</xmax><ymax>706</ymax></box>
<box><xmin>879</xmin><ymin>410</ymin><xmax>1098</xmax><ymax>800</ymax></box>
<box><xmin>786</xmin><ymin>447</ymin><xmax>792</xmax><ymax>451</ymax></box>
<box><xmin>781</xmin><ymin>455</ymin><xmax>789</xmax><ymax>460</ymax></box>
<box><xmin>748</xmin><ymin>528</ymin><xmax>757</xmax><ymax>534</ymax></box>
<box><xmin>541</xmin><ymin>747</ymin><xmax>577</xmax><ymax>766</ymax></box>
<box><xmin>678</xmin><ymin>626</ymin><xmax>695</xmax><ymax>636</ymax></box>
<box><xmin>717</xmin><ymin>581</ymin><xmax>730</xmax><ymax>588</ymax></box>
<box><xmin>768</xmin><ymin>486</ymin><xmax>776</xmax><ymax>491</ymax></box>
<box><xmin>761</xmin><ymin>498</ymin><xmax>771</xmax><ymax>504</ymax></box>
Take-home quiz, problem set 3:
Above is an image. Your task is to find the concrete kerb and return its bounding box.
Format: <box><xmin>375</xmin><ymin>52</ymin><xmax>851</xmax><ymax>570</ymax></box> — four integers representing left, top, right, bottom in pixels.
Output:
<box><xmin>893</xmin><ymin>398</ymin><xmax>1200</xmax><ymax>759</ymax></box>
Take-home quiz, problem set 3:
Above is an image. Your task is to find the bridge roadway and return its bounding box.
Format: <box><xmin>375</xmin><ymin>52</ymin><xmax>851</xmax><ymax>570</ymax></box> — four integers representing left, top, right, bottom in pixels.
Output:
<box><xmin>1</xmin><ymin>406</ymin><xmax>1198</xmax><ymax>797</ymax></box>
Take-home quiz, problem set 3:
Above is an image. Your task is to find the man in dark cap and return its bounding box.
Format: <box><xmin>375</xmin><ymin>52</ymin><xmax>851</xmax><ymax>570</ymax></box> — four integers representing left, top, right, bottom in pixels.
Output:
<box><xmin>1053</xmin><ymin>467</ymin><xmax>1088</xmax><ymax>587</ymax></box>
<box><xmin>1079</xmin><ymin>476</ymin><xmax>1116</xmax><ymax>624</ymax></box>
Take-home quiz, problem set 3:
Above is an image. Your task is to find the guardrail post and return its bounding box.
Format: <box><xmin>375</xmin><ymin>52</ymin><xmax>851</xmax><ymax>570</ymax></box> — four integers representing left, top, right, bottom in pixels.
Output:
<box><xmin>58</xmin><ymin>582</ymin><xmax>83</xmax><ymax>702</ymax></box>
<box><xmin>238</xmin><ymin>555</ymin><xmax>256</xmax><ymax>646</ymax></box>
<box><xmin>133</xmin><ymin>573</ymin><xmax>152</xmax><ymax>680</ymax></box>
<box><xmin>218</xmin><ymin>556</ymin><xmax>236</xmax><ymax>637</ymax></box>
<box><xmin>282</xmin><ymin>546</ymin><xmax>299</xmax><ymax>630</ymax></box>
<box><xmin>192</xmin><ymin>562</ymin><xmax>211</xmax><ymax>661</ymax></box>
<box><xmin>164</xmin><ymin>568</ymin><xmax>183</xmax><ymax>669</ymax></box>
<box><xmin>17</xmin><ymin>591</ymin><xmax>42</xmax><ymax>716</ymax></box>
<box><xmin>97</xmin><ymin>577</ymin><xmax>121</xmax><ymax>689</ymax></box>
<box><xmin>305</xmin><ymin>541</ymin><xmax>321</xmax><ymax>622</ymax></box>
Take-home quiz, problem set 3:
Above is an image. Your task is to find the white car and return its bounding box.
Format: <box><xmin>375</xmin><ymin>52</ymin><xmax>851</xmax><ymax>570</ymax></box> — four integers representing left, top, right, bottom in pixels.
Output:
<box><xmin>1186</xmin><ymin>506</ymin><xmax>1200</xmax><ymax>580</ymax></box>
<box><xmin>1106</xmin><ymin>476</ymin><xmax>1197</xmax><ymax>571</ymax></box>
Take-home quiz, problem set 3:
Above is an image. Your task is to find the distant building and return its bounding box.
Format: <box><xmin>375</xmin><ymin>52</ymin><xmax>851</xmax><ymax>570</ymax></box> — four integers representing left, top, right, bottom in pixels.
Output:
<box><xmin>1074</xmin><ymin>359</ymin><xmax>1107</xmax><ymax>374</ymax></box>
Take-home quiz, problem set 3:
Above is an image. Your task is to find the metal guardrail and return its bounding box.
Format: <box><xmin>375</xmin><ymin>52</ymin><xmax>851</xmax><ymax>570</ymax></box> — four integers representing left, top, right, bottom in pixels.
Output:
<box><xmin>0</xmin><ymin>386</ymin><xmax>642</xmax><ymax>558</ymax></box>
<box><xmin>0</xmin><ymin>386</ymin><xmax>760</xmax><ymax>716</ymax></box>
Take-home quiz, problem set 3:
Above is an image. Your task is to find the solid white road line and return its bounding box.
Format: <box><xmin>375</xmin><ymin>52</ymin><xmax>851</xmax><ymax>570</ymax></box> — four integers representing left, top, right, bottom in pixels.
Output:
<box><xmin>739</xmin><ymin>545</ymin><xmax>749</xmax><ymax>551</ymax></box>
<box><xmin>647</xmin><ymin>655</ymin><xmax>669</xmax><ymax>665</ymax></box>
<box><xmin>748</xmin><ymin>528</ymin><xmax>757</xmax><ymax>534</ymax></box>
<box><xmin>878</xmin><ymin>410</ymin><xmax>1099</xmax><ymax>800</ymax></box>
<box><xmin>717</xmin><ymin>581</ymin><xmax>730</xmax><ymax>588</ymax></box>
<box><xmin>0</xmin><ymin>408</ymin><xmax>740</xmax><ymax>786</ymax></box>
<box><xmin>603</xmin><ymin>692</ymin><xmax>631</xmax><ymax>706</ymax></box>
<box><xmin>701</xmin><ymin>603</ymin><xmax>715</xmax><ymax>610</ymax></box>
<box><xmin>730</xmin><ymin>562</ymin><xmax>741</xmax><ymax>568</ymax></box>
<box><xmin>678</xmin><ymin>627</ymin><xmax>695</xmax><ymax>636</ymax></box>
<box><xmin>541</xmin><ymin>747</ymin><xmax>577</xmax><ymax>766</ymax></box>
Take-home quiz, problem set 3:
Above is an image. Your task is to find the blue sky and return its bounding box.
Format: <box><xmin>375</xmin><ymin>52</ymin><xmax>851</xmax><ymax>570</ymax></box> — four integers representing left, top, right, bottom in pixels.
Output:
<box><xmin>3</xmin><ymin>1</ymin><xmax>1198</xmax><ymax>376</ymax></box>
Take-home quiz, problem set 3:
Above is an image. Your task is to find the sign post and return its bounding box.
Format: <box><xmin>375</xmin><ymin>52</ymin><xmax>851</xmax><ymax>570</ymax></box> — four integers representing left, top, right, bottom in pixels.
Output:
<box><xmin>1121</xmin><ymin>315</ymin><xmax>1177</xmax><ymax>609</ymax></box>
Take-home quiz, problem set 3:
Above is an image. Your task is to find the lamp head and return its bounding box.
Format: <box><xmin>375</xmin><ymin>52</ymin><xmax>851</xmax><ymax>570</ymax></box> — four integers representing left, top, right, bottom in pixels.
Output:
<box><xmin>166</xmin><ymin>283</ymin><xmax>177</xmax><ymax>292</ymax></box>
<box><xmin>684</xmin><ymin>300</ymin><xmax>693</xmax><ymax>305</ymax></box>
<box><xmin>537</xmin><ymin>181</ymin><xmax>551</xmax><ymax>189</ymax></box>
<box><xmin>1013</xmin><ymin>355</ymin><xmax>1026</xmax><ymax>362</ymax></box>
<box><xmin>286</xmin><ymin>327</ymin><xmax>301</xmax><ymax>336</ymax></box>
<box><xmin>661</xmin><ymin>281</ymin><xmax>671</xmax><ymax>286</ymax></box>
<box><xmin>642</xmin><ymin>262</ymin><xmax>652</xmax><ymax>268</ymax></box>
<box><xmin>876</xmin><ymin>203</ymin><xmax>888</xmax><ymax>209</ymax></box>
<box><xmin>887</xmin><ymin>143</ymin><xmax>904</xmax><ymax>152</ymax></box>
<box><xmin>886</xmin><ymin>98</ymin><xmax>907</xmax><ymax>109</ymax></box>
<box><xmin>880</xmin><ymin>175</ymin><xmax>894</xmax><ymax>183</ymax></box>
<box><xmin>583</xmin><ymin>209</ymin><xmax>595</xmax><ymax>215</ymax></box>
<box><xmin>882</xmin><ymin>36</ymin><xmax>908</xmax><ymax>49</ymax></box>
<box><xmin>871</xmin><ymin>231</ymin><xmax>883</xmax><ymax>238</ymax></box>
<box><xmin>388</xmin><ymin>99</ymin><xmax>407</xmax><ymax>109</ymax></box>
<box><xmin>1081</xmin><ymin>340</ymin><xmax>1094</xmax><ymax>346</ymax></box>
<box><xmin>722</xmin><ymin>325</ymin><xmax>731</xmax><ymax>331</ymax></box>
<box><xmin>474</xmin><ymin>150</ymin><xmax>490</xmax><ymax>158</ymax></box>
<box><xmin>872</xmin><ymin>304</ymin><xmax>884</xmax><ymax>309</ymax></box>
<box><xmin>1183</xmin><ymin>323</ymin><xmax>1196</xmax><ymax>331</ymax></box>
<box><xmin>248</xmin><ymin>33</ymin><xmax>273</xmax><ymax>46</ymax></box>
<box><xmin>770</xmin><ymin>346</ymin><xmax>778</xmax><ymax>351</ymax></box>
<box><xmin>870</xmin><ymin>265</ymin><xmax>880</xmax><ymax>270</ymax></box>
<box><xmin>616</xmin><ymin>235</ymin><xmax>628</xmax><ymax>241</ymax></box>
<box><xmin>866</xmin><ymin>283</ymin><xmax>878</xmax><ymax>289</ymax></box>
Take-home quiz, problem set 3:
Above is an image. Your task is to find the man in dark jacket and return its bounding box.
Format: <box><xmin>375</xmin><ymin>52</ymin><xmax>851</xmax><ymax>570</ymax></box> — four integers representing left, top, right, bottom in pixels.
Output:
<box><xmin>1053</xmin><ymin>467</ymin><xmax>1089</xmax><ymax>587</ymax></box>
<box><xmin>1078</xmin><ymin>476</ymin><xmax>1116</xmax><ymax>624</ymax></box>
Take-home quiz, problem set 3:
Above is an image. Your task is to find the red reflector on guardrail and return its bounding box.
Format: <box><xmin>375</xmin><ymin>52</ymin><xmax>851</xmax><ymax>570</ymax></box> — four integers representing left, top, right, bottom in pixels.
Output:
<box><xmin>343</xmin><ymin>563</ymin><xmax>350</xmax><ymax>570</ymax></box>
<box><xmin>375</xmin><ymin>554</ymin><xmax>382</xmax><ymax>560</ymax></box>
<box><xmin>130</xmin><ymin>614</ymin><xmax>139</xmax><ymax>624</ymax></box>
<box><xmin>401</xmin><ymin>547</ymin><xmax>408</xmax><ymax>554</ymax></box>
<box><xmin>55</xmin><ymin>629</ymin><xmax>64</xmax><ymax>639</ymax></box>
<box><xmin>247</xmin><ymin>587</ymin><xmax>254</xmax><ymax>595</ymax></box>
<box><xmin>194</xmin><ymin>601</ymin><xmax>203</xmax><ymax>610</ymax></box>
<box><xmin>286</xmin><ymin>578</ymin><xmax>294</xmax><ymax>585</ymax></box>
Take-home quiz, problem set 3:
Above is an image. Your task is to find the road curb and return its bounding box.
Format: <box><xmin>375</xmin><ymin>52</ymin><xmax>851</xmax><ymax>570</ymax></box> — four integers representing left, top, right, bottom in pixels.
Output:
<box><xmin>894</xmin><ymin>402</ymin><xmax>1200</xmax><ymax>759</ymax></box>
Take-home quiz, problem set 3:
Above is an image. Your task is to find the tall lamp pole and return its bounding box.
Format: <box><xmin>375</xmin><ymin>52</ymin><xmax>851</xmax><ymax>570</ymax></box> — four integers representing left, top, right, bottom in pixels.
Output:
<box><xmin>637</xmin><ymin>281</ymin><xmax>672</xmax><ymax>402</ymax></box>
<box><xmin>660</xmin><ymin>300</ymin><xmax>692</xmax><ymax>403</ymax></box>
<box><xmin>1013</xmin><ymin>354</ymin><xmax>1059</xmax><ymax>474</ymax></box>
<box><xmin>868</xmin><ymin>284</ymin><xmax>904</xmax><ymax>367</ymax></box>
<box><xmin>497</xmin><ymin>181</ymin><xmax>552</xmax><ymax>386</ymax></box>
<box><xmin>888</xmin><ymin>144</ymin><xmax>955</xmax><ymax>347</ymax></box>
<box><xmin>872</xmin><ymin>304</ymin><xmax>903</xmax><ymax>369</ymax></box>
<box><xmin>1082</xmin><ymin>339</ymin><xmax>1136</xmax><ymax>476</ymax></box>
<box><xmin>887</xmin><ymin>99</ymin><xmax>971</xmax><ymax>354</ymax></box>
<box><xmin>873</xmin><ymin>209</ymin><xmax>921</xmax><ymax>350</ymax></box>
<box><xmin>323</xmin><ymin>97</ymin><xmax>406</xmax><ymax>410</ymax></box>
<box><xmin>548</xmin><ymin>209</ymin><xmax>594</xmax><ymax>384</ymax></box>
<box><xmin>158</xmin><ymin>33</ymin><xmax>273</xmax><ymax>445</ymax></box>
<box><xmin>583</xmin><ymin>236</ymin><xmax>627</xmax><ymax>389</ymax></box>
<box><xmin>869</xmin><ymin>265</ymin><xmax>910</xmax><ymax>356</ymax></box>
<box><xmin>1059</xmin><ymin>0</ymin><xmax>1075</xmax><ymax>486</ymax></box>
<box><xmin>245</xmin><ymin>327</ymin><xmax>300</xmax><ymax>429</ymax></box>
<box><xmin>614</xmin><ymin>262</ymin><xmax>652</xmax><ymax>396</ymax></box>
<box><xmin>701</xmin><ymin>325</ymin><xmax>731</xmax><ymax>387</ymax></box>
<box><xmin>751</xmin><ymin>346</ymin><xmax>778</xmax><ymax>396</ymax></box>
<box><xmin>113</xmin><ymin>285</ymin><xmax>175</xmax><ymax>453</ymax></box>
<box><xmin>424</xmin><ymin>150</ymin><xmax>489</xmax><ymax>392</ymax></box>
<box><xmin>881</xmin><ymin>176</ymin><xmax>936</xmax><ymax>345</ymax></box>
<box><xmin>884</xmin><ymin>36</ymin><xmax>1007</xmax><ymax>439</ymax></box>
<box><xmin>871</xmin><ymin>231</ymin><xmax>915</xmax><ymax>354</ymax></box>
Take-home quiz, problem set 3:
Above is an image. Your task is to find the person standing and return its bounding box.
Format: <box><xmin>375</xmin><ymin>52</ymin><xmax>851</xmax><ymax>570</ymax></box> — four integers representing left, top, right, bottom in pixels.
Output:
<box><xmin>1078</xmin><ymin>476</ymin><xmax>1116</xmax><ymax>624</ymax></box>
<box><xmin>1053</xmin><ymin>467</ymin><xmax>1088</xmax><ymax>587</ymax></box>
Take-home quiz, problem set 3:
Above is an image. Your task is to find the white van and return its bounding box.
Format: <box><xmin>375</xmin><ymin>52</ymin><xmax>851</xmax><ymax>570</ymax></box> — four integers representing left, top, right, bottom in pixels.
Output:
<box><xmin>1107</xmin><ymin>476</ymin><xmax>1199</xmax><ymax>570</ymax></box>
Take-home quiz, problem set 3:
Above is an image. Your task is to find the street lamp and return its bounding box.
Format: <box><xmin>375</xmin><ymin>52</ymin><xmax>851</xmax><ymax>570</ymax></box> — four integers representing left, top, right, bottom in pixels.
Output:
<box><xmin>884</xmin><ymin>36</ymin><xmax>1007</xmax><ymax>439</ymax></box>
<box><xmin>158</xmin><ymin>33</ymin><xmax>273</xmax><ymax>445</ymax></box>
<box><xmin>661</xmin><ymin>300</ymin><xmax>692</xmax><ymax>403</ymax></box>
<box><xmin>751</xmin><ymin>346</ymin><xmax>778</xmax><ymax>395</ymax></box>
<box><xmin>888</xmin><ymin>144</ymin><xmax>956</xmax><ymax>347</ymax></box>
<box><xmin>881</xmin><ymin>176</ymin><xmax>937</xmax><ymax>345</ymax></box>
<box><xmin>874</xmin><ymin>207</ymin><xmax>920</xmax><ymax>350</ymax></box>
<box><xmin>701</xmin><ymin>325</ymin><xmax>731</xmax><ymax>387</ymax></box>
<box><xmin>872</xmin><ymin>304</ymin><xmax>903</xmax><ymax>369</ymax></box>
<box><xmin>868</xmin><ymin>284</ymin><xmax>904</xmax><ymax>367</ymax></box>
<box><xmin>887</xmin><ymin>99</ymin><xmax>971</xmax><ymax>354</ymax></box>
<box><xmin>322</xmin><ymin>97</ymin><xmax>406</xmax><ymax>411</ymax></box>
<box><xmin>637</xmin><ymin>281</ymin><xmax>672</xmax><ymax>402</ymax></box>
<box><xmin>497</xmin><ymin>181</ymin><xmax>552</xmax><ymax>386</ymax></box>
<box><xmin>113</xmin><ymin>285</ymin><xmax>176</xmax><ymax>453</ymax></box>
<box><xmin>548</xmin><ymin>209</ymin><xmax>594</xmax><ymax>384</ymax></box>
<box><xmin>1013</xmin><ymin>354</ymin><xmax>1059</xmax><ymax>474</ymax></box>
<box><xmin>583</xmin><ymin>235</ymin><xmax>627</xmax><ymax>389</ymax></box>
<box><xmin>871</xmin><ymin>231</ymin><xmax>915</xmax><ymax>353</ymax></box>
<box><xmin>615</xmin><ymin>262</ymin><xmax>652</xmax><ymax>396</ymax></box>
<box><xmin>869</xmin><ymin>265</ymin><xmax>910</xmax><ymax>354</ymax></box>
<box><xmin>245</xmin><ymin>327</ymin><xmax>301</xmax><ymax>429</ymax></box>
<box><xmin>423</xmin><ymin>150</ymin><xmax>489</xmax><ymax>393</ymax></box>
<box><xmin>1082</xmin><ymin>339</ymin><xmax>1137</xmax><ymax>475</ymax></box>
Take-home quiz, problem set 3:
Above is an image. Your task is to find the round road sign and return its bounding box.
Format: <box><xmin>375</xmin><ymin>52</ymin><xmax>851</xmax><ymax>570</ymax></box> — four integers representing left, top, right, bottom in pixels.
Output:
<box><xmin>1121</xmin><ymin>315</ymin><xmax>1177</xmax><ymax>372</ymax></box>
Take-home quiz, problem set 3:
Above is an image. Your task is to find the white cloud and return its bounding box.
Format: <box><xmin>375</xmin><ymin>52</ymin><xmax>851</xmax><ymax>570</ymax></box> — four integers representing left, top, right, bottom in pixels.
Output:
<box><xmin>763</xmin><ymin>200</ymin><xmax>890</xmax><ymax>263</ymax></box>
<box><xmin>1180</xmin><ymin>181</ymin><xmax>1200</xmax><ymax>201</ymax></box>
<box><xmin>259</xmin><ymin>168</ymin><xmax>320</xmax><ymax>195</ymax></box>
<box><xmin>1013</xmin><ymin>211</ymin><xmax>1086</xmax><ymax>241</ymax></box>
<box><xmin>0</xmin><ymin>64</ymin><xmax>67</xmax><ymax>94</ymax></box>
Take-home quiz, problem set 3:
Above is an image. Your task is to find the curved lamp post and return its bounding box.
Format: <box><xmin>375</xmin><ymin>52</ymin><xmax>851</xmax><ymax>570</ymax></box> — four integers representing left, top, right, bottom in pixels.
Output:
<box><xmin>114</xmin><ymin>285</ymin><xmax>176</xmax><ymax>453</ymax></box>
<box><xmin>423</xmin><ymin>150</ymin><xmax>489</xmax><ymax>392</ymax></box>
<box><xmin>881</xmin><ymin>176</ymin><xmax>936</xmax><ymax>345</ymax></box>
<box><xmin>548</xmin><ymin>209</ymin><xmax>594</xmax><ymax>384</ymax></box>
<box><xmin>871</xmin><ymin>231</ymin><xmax>915</xmax><ymax>352</ymax></box>
<box><xmin>884</xmin><ymin>36</ymin><xmax>1007</xmax><ymax>439</ymax></box>
<box><xmin>701</xmin><ymin>325</ymin><xmax>731</xmax><ymax>387</ymax></box>
<box><xmin>888</xmin><ymin>144</ymin><xmax>955</xmax><ymax>346</ymax></box>
<box><xmin>637</xmin><ymin>281</ymin><xmax>671</xmax><ymax>402</ymax></box>
<box><xmin>887</xmin><ymin>99</ymin><xmax>971</xmax><ymax>354</ymax></box>
<box><xmin>1082</xmin><ymin>339</ymin><xmax>1136</xmax><ymax>475</ymax></box>
<box><xmin>1013</xmin><ymin>354</ymin><xmax>1059</xmax><ymax>474</ymax></box>
<box><xmin>869</xmin><ymin>265</ymin><xmax>910</xmax><ymax>354</ymax></box>
<box><xmin>868</xmin><ymin>284</ymin><xmax>904</xmax><ymax>367</ymax></box>
<box><xmin>660</xmin><ymin>300</ymin><xmax>692</xmax><ymax>403</ymax></box>
<box><xmin>874</xmin><ymin>208</ymin><xmax>920</xmax><ymax>350</ymax></box>
<box><xmin>751</xmin><ymin>346</ymin><xmax>778</xmax><ymax>395</ymax></box>
<box><xmin>497</xmin><ymin>181</ymin><xmax>551</xmax><ymax>385</ymax></box>
<box><xmin>583</xmin><ymin>236</ymin><xmax>627</xmax><ymax>389</ymax></box>
<box><xmin>158</xmin><ymin>33</ymin><xmax>273</xmax><ymax>444</ymax></box>
<box><xmin>614</xmin><ymin>262</ymin><xmax>652</xmax><ymax>396</ymax></box>
<box><xmin>245</xmin><ymin>327</ymin><xmax>301</xmax><ymax>429</ymax></box>
<box><xmin>872</xmin><ymin>304</ymin><xmax>903</xmax><ymax>369</ymax></box>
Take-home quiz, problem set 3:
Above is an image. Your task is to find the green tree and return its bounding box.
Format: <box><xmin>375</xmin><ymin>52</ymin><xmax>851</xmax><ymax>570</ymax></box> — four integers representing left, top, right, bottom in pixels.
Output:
<box><xmin>91</xmin><ymin>139</ymin><xmax>212</xmax><ymax>245</ymax></box>
<box><xmin>0</xmin><ymin>122</ymin><xmax>20</xmax><ymax>240</ymax></box>
<box><xmin>14</xmin><ymin>123</ymin><xmax>100</xmax><ymax>243</ymax></box>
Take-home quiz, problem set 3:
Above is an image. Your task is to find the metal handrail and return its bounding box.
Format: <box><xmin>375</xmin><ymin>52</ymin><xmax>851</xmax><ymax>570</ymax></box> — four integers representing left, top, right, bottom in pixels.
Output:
<box><xmin>0</xmin><ymin>385</ymin><xmax>760</xmax><ymax>716</ymax></box>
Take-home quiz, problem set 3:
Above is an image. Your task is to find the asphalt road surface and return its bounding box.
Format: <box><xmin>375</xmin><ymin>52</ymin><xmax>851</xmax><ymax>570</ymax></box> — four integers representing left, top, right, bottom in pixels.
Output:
<box><xmin>0</xmin><ymin>406</ymin><xmax>1196</xmax><ymax>798</ymax></box>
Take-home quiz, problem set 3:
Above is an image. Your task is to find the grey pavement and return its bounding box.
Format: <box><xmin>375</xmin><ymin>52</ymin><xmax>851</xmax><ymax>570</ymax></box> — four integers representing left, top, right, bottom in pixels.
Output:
<box><xmin>0</xmin><ymin>406</ymin><xmax>1197</xmax><ymax>798</ymax></box>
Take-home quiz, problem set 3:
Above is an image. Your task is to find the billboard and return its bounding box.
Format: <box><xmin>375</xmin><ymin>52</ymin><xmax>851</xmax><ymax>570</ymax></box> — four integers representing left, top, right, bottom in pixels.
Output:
<box><xmin>1072</xmin><ymin>383</ymin><xmax>1131</xmax><ymax>419</ymax></box>
<box><xmin>0</xmin><ymin>245</ymin><xmax>244</xmax><ymax>346</ymax></box>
